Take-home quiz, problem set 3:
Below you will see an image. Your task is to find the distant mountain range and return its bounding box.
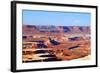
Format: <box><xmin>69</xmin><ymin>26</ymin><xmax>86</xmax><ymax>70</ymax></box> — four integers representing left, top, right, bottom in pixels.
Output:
<box><xmin>23</xmin><ymin>25</ymin><xmax>90</xmax><ymax>34</ymax></box>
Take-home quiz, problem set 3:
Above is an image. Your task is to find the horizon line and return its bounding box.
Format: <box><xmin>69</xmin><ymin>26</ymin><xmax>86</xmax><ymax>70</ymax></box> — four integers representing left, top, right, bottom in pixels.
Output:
<box><xmin>23</xmin><ymin>24</ymin><xmax>90</xmax><ymax>26</ymax></box>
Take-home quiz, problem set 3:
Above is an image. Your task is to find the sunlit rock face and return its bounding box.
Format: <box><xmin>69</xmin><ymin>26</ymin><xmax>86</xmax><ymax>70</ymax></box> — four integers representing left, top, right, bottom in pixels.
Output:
<box><xmin>22</xmin><ymin>25</ymin><xmax>91</xmax><ymax>63</ymax></box>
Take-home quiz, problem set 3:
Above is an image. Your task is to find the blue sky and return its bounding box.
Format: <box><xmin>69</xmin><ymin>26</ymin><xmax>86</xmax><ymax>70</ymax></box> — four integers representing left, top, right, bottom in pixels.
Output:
<box><xmin>22</xmin><ymin>10</ymin><xmax>91</xmax><ymax>26</ymax></box>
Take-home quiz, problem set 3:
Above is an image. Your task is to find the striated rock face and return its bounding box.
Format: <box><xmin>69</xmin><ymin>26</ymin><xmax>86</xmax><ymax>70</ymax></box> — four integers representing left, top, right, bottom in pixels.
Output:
<box><xmin>23</xmin><ymin>25</ymin><xmax>90</xmax><ymax>34</ymax></box>
<box><xmin>22</xmin><ymin>24</ymin><xmax>91</xmax><ymax>62</ymax></box>
<box><xmin>59</xmin><ymin>26</ymin><xmax>90</xmax><ymax>34</ymax></box>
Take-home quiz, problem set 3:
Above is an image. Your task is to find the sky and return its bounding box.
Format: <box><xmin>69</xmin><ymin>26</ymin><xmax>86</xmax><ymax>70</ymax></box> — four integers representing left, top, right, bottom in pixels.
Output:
<box><xmin>22</xmin><ymin>10</ymin><xmax>91</xmax><ymax>26</ymax></box>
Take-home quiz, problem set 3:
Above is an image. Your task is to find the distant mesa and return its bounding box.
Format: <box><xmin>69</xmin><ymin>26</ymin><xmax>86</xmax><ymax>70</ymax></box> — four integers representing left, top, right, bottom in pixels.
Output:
<box><xmin>38</xmin><ymin>26</ymin><xmax>57</xmax><ymax>32</ymax></box>
<box><xmin>22</xmin><ymin>24</ymin><xmax>90</xmax><ymax>34</ymax></box>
